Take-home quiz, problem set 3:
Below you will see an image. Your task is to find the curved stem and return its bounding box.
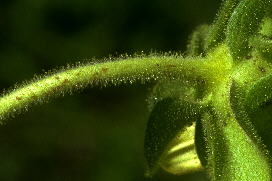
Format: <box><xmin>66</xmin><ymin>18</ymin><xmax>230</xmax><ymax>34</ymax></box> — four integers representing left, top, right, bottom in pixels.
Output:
<box><xmin>245</xmin><ymin>72</ymin><xmax>272</xmax><ymax>112</ymax></box>
<box><xmin>226</xmin><ymin>0</ymin><xmax>272</xmax><ymax>60</ymax></box>
<box><xmin>204</xmin><ymin>77</ymin><xmax>271</xmax><ymax>180</ymax></box>
<box><xmin>205</xmin><ymin>0</ymin><xmax>240</xmax><ymax>50</ymax></box>
<box><xmin>0</xmin><ymin>55</ymin><xmax>222</xmax><ymax>122</ymax></box>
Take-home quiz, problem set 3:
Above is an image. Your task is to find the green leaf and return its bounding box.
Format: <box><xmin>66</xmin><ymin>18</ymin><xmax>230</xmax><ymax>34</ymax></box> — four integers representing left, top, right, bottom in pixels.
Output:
<box><xmin>206</xmin><ymin>71</ymin><xmax>272</xmax><ymax>180</ymax></box>
<box><xmin>260</xmin><ymin>17</ymin><xmax>272</xmax><ymax>37</ymax></box>
<box><xmin>229</xmin><ymin>81</ymin><xmax>258</xmax><ymax>143</ymax></box>
<box><xmin>245</xmin><ymin>72</ymin><xmax>272</xmax><ymax>112</ymax></box>
<box><xmin>205</xmin><ymin>0</ymin><xmax>240</xmax><ymax>50</ymax></box>
<box><xmin>187</xmin><ymin>24</ymin><xmax>210</xmax><ymax>56</ymax></box>
<box><xmin>247</xmin><ymin>101</ymin><xmax>272</xmax><ymax>154</ymax></box>
<box><xmin>252</xmin><ymin>17</ymin><xmax>272</xmax><ymax>60</ymax></box>
<box><xmin>203</xmin><ymin>110</ymin><xmax>271</xmax><ymax>181</ymax></box>
<box><xmin>244</xmin><ymin>72</ymin><xmax>272</xmax><ymax>153</ymax></box>
<box><xmin>144</xmin><ymin>97</ymin><xmax>203</xmax><ymax>176</ymax></box>
<box><xmin>230</xmin><ymin>67</ymin><xmax>272</xmax><ymax>158</ymax></box>
<box><xmin>226</xmin><ymin>0</ymin><xmax>272</xmax><ymax>60</ymax></box>
<box><xmin>195</xmin><ymin>118</ymin><xmax>208</xmax><ymax>167</ymax></box>
<box><xmin>250</xmin><ymin>35</ymin><xmax>272</xmax><ymax>61</ymax></box>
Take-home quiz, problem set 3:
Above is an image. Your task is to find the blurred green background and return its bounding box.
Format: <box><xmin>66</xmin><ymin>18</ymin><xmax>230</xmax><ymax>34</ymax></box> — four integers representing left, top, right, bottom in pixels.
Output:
<box><xmin>0</xmin><ymin>0</ymin><xmax>220</xmax><ymax>180</ymax></box>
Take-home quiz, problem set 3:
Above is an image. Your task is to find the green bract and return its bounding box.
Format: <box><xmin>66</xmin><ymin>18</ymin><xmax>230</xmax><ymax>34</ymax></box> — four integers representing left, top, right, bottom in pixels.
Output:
<box><xmin>1</xmin><ymin>0</ymin><xmax>272</xmax><ymax>180</ymax></box>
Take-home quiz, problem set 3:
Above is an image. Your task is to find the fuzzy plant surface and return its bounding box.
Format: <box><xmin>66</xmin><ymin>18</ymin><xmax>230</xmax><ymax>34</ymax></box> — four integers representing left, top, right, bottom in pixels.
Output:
<box><xmin>2</xmin><ymin>0</ymin><xmax>272</xmax><ymax>180</ymax></box>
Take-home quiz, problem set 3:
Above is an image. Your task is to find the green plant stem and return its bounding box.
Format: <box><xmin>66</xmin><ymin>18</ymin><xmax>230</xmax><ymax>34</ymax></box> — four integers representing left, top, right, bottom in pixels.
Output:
<box><xmin>187</xmin><ymin>24</ymin><xmax>210</xmax><ymax>56</ymax></box>
<box><xmin>203</xmin><ymin>76</ymin><xmax>271</xmax><ymax>180</ymax></box>
<box><xmin>245</xmin><ymin>72</ymin><xmax>272</xmax><ymax>112</ymax></box>
<box><xmin>226</xmin><ymin>0</ymin><xmax>272</xmax><ymax>60</ymax></box>
<box><xmin>205</xmin><ymin>0</ymin><xmax>240</xmax><ymax>50</ymax></box>
<box><xmin>0</xmin><ymin>55</ymin><xmax>226</xmax><ymax>122</ymax></box>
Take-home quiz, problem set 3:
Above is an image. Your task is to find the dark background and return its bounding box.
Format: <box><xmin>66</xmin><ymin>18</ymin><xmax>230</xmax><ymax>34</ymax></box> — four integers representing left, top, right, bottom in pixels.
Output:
<box><xmin>0</xmin><ymin>0</ymin><xmax>220</xmax><ymax>180</ymax></box>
